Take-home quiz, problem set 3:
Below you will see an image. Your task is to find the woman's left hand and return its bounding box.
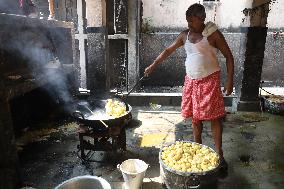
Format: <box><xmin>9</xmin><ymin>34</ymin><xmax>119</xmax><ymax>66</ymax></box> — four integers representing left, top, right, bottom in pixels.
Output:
<box><xmin>223</xmin><ymin>80</ymin><xmax>233</xmax><ymax>96</ymax></box>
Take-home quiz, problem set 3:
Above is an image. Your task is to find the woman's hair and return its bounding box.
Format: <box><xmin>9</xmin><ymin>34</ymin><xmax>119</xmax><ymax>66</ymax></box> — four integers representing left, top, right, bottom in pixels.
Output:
<box><xmin>186</xmin><ymin>3</ymin><xmax>206</xmax><ymax>20</ymax></box>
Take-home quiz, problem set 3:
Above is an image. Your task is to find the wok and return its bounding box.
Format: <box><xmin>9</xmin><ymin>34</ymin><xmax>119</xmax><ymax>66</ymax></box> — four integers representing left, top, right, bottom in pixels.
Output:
<box><xmin>72</xmin><ymin>76</ymin><xmax>145</xmax><ymax>131</ymax></box>
<box><xmin>72</xmin><ymin>98</ymin><xmax>132</xmax><ymax>132</ymax></box>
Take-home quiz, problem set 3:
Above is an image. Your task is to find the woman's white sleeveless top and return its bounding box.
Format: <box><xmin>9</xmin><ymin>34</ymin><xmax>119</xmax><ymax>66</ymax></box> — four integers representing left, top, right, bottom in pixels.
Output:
<box><xmin>184</xmin><ymin>35</ymin><xmax>220</xmax><ymax>79</ymax></box>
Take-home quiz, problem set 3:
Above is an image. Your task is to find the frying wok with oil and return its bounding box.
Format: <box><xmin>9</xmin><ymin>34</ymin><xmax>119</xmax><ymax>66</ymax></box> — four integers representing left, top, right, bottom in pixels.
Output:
<box><xmin>72</xmin><ymin>76</ymin><xmax>146</xmax><ymax>131</ymax></box>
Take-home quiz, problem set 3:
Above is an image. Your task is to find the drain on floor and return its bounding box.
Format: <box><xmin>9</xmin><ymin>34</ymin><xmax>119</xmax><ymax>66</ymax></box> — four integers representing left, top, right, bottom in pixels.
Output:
<box><xmin>241</xmin><ymin>131</ymin><xmax>255</xmax><ymax>141</ymax></box>
<box><xmin>239</xmin><ymin>154</ymin><xmax>254</xmax><ymax>166</ymax></box>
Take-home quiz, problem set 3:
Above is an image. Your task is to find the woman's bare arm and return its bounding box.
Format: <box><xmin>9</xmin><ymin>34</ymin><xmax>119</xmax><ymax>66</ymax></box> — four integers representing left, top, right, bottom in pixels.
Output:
<box><xmin>144</xmin><ymin>31</ymin><xmax>186</xmax><ymax>76</ymax></box>
<box><xmin>209</xmin><ymin>30</ymin><xmax>234</xmax><ymax>95</ymax></box>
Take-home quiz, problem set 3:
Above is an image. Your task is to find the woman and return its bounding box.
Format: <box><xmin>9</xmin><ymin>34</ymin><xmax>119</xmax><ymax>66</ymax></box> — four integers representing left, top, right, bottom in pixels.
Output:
<box><xmin>144</xmin><ymin>3</ymin><xmax>234</xmax><ymax>173</ymax></box>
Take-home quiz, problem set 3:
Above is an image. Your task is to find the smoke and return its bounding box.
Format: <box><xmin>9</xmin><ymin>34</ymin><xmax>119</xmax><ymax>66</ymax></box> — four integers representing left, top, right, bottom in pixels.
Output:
<box><xmin>1</xmin><ymin>17</ymin><xmax>75</xmax><ymax>112</ymax></box>
<box><xmin>0</xmin><ymin>1</ymin><xmax>21</xmax><ymax>15</ymax></box>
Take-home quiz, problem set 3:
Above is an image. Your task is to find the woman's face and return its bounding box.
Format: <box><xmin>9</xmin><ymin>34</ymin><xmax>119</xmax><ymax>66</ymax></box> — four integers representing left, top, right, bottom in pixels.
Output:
<box><xmin>186</xmin><ymin>16</ymin><xmax>204</xmax><ymax>32</ymax></box>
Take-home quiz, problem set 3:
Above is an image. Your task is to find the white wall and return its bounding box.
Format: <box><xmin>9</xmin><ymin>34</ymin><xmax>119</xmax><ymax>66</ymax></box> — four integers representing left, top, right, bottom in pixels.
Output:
<box><xmin>142</xmin><ymin>0</ymin><xmax>199</xmax><ymax>29</ymax></box>
<box><xmin>267</xmin><ymin>0</ymin><xmax>284</xmax><ymax>29</ymax></box>
<box><xmin>141</xmin><ymin>0</ymin><xmax>284</xmax><ymax>30</ymax></box>
<box><xmin>86</xmin><ymin>0</ymin><xmax>103</xmax><ymax>27</ymax></box>
<box><xmin>216</xmin><ymin>0</ymin><xmax>248</xmax><ymax>28</ymax></box>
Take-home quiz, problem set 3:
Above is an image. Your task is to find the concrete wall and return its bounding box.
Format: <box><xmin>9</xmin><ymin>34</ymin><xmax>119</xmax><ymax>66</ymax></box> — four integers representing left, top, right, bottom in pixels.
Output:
<box><xmin>87</xmin><ymin>32</ymin><xmax>107</xmax><ymax>92</ymax></box>
<box><xmin>266</xmin><ymin>0</ymin><xmax>284</xmax><ymax>29</ymax></box>
<box><xmin>262</xmin><ymin>33</ymin><xmax>284</xmax><ymax>86</ymax></box>
<box><xmin>139</xmin><ymin>31</ymin><xmax>284</xmax><ymax>88</ymax></box>
<box><xmin>139</xmin><ymin>0</ymin><xmax>284</xmax><ymax>89</ymax></box>
<box><xmin>86</xmin><ymin>0</ymin><xmax>103</xmax><ymax>27</ymax></box>
<box><xmin>139</xmin><ymin>33</ymin><xmax>244</xmax><ymax>87</ymax></box>
<box><xmin>141</xmin><ymin>0</ymin><xmax>284</xmax><ymax>31</ymax></box>
<box><xmin>31</xmin><ymin>0</ymin><xmax>284</xmax><ymax>90</ymax></box>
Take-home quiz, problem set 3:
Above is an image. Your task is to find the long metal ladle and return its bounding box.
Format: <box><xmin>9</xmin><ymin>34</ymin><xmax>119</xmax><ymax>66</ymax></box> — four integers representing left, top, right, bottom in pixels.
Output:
<box><xmin>124</xmin><ymin>75</ymin><xmax>146</xmax><ymax>98</ymax></box>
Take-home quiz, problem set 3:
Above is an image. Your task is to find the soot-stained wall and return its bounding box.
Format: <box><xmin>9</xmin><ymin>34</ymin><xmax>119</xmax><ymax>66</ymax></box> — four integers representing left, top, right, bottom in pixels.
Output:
<box><xmin>140</xmin><ymin>32</ymin><xmax>284</xmax><ymax>89</ymax></box>
<box><xmin>139</xmin><ymin>0</ymin><xmax>284</xmax><ymax>90</ymax></box>
<box><xmin>140</xmin><ymin>33</ymin><xmax>242</xmax><ymax>88</ymax></box>
<box><xmin>21</xmin><ymin>0</ymin><xmax>284</xmax><ymax>92</ymax></box>
<box><xmin>0</xmin><ymin>13</ymin><xmax>76</xmax><ymax>189</ymax></box>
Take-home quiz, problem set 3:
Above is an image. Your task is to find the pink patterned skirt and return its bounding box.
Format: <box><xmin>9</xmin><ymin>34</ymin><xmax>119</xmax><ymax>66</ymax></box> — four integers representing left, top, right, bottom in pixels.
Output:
<box><xmin>181</xmin><ymin>71</ymin><xmax>225</xmax><ymax>124</ymax></box>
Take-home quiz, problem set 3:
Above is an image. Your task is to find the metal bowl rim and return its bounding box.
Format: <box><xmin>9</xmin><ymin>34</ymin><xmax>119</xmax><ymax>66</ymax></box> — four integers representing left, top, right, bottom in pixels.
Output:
<box><xmin>54</xmin><ymin>175</ymin><xmax>111</xmax><ymax>189</ymax></box>
<box><xmin>159</xmin><ymin>140</ymin><xmax>220</xmax><ymax>176</ymax></box>
<box><xmin>75</xmin><ymin>102</ymin><xmax>132</xmax><ymax>121</ymax></box>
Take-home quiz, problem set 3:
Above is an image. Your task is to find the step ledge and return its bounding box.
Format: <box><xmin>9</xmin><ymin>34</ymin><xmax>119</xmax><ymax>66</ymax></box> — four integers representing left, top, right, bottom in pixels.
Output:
<box><xmin>127</xmin><ymin>92</ymin><xmax>237</xmax><ymax>98</ymax></box>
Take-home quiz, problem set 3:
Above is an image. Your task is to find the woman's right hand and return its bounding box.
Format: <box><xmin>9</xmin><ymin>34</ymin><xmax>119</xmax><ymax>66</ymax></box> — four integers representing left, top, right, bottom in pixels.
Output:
<box><xmin>144</xmin><ymin>63</ymin><xmax>156</xmax><ymax>77</ymax></box>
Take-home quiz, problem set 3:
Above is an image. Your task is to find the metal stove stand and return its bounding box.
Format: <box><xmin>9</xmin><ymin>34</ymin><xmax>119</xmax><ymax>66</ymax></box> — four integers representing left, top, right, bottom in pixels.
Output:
<box><xmin>77</xmin><ymin>125</ymin><xmax>126</xmax><ymax>162</ymax></box>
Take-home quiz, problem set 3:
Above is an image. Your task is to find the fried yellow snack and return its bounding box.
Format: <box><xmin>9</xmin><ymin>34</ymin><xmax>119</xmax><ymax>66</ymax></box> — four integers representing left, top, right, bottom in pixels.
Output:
<box><xmin>161</xmin><ymin>141</ymin><xmax>219</xmax><ymax>173</ymax></box>
<box><xmin>105</xmin><ymin>99</ymin><xmax>127</xmax><ymax>118</ymax></box>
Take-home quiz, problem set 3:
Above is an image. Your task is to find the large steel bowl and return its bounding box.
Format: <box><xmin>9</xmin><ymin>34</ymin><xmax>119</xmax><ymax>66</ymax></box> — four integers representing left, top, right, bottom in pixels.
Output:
<box><xmin>54</xmin><ymin>175</ymin><xmax>111</xmax><ymax>189</ymax></box>
<box><xmin>159</xmin><ymin>141</ymin><xmax>220</xmax><ymax>189</ymax></box>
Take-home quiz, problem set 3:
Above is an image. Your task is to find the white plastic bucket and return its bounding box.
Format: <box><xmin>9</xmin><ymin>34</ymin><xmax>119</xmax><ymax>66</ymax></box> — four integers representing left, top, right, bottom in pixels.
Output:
<box><xmin>54</xmin><ymin>175</ymin><xmax>111</xmax><ymax>189</ymax></box>
<box><xmin>118</xmin><ymin>159</ymin><xmax>148</xmax><ymax>189</ymax></box>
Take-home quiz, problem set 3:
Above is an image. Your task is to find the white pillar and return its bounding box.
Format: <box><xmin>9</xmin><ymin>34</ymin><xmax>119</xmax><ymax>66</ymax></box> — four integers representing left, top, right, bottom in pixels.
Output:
<box><xmin>48</xmin><ymin>0</ymin><xmax>55</xmax><ymax>20</ymax></box>
<box><xmin>127</xmin><ymin>0</ymin><xmax>141</xmax><ymax>89</ymax></box>
<box><xmin>75</xmin><ymin>0</ymin><xmax>88</xmax><ymax>89</ymax></box>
